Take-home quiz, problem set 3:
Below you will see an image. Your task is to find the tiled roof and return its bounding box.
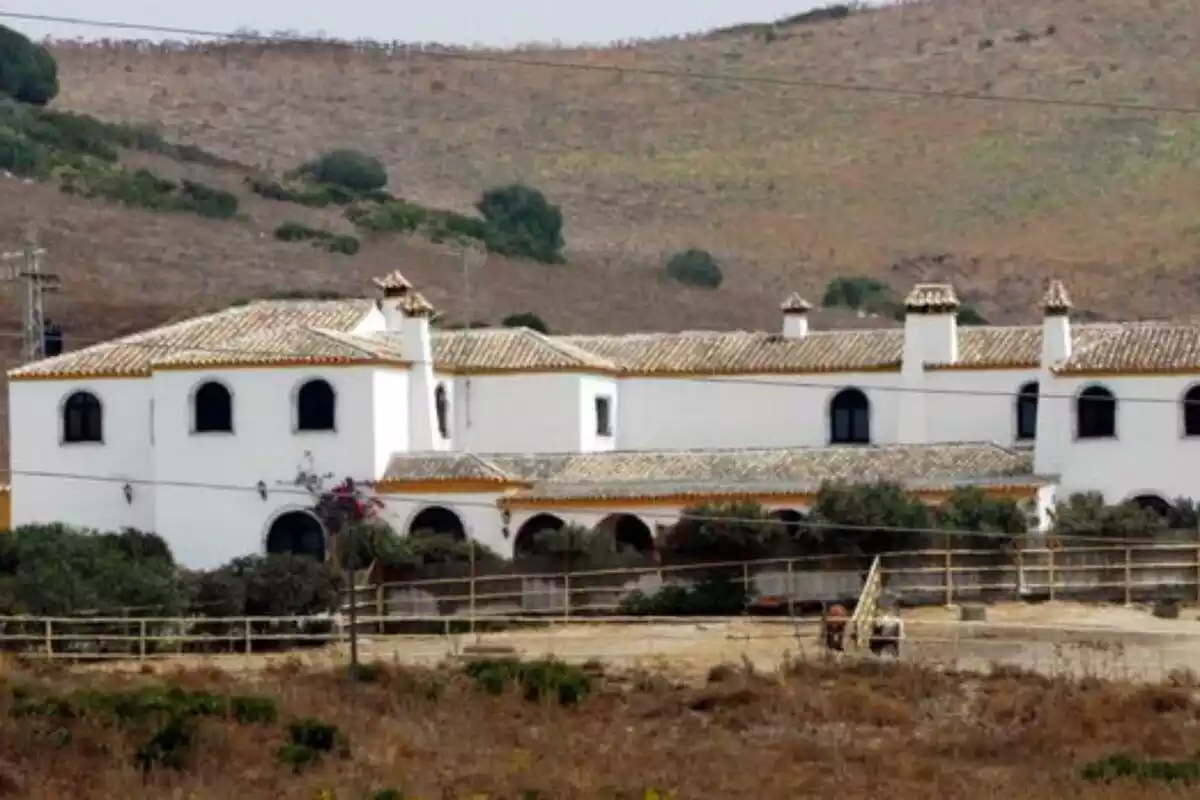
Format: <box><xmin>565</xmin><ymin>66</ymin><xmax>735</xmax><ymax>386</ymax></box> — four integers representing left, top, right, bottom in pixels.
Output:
<box><xmin>930</xmin><ymin>325</ymin><xmax>1114</xmax><ymax>369</ymax></box>
<box><xmin>1043</xmin><ymin>280</ymin><xmax>1072</xmax><ymax>315</ymax></box>
<box><xmin>380</xmin><ymin>452</ymin><xmax>513</xmax><ymax>483</ymax></box>
<box><xmin>557</xmin><ymin>330</ymin><xmax>905</xmax><ymax>374</ymax></box>
<box><xmin>8</xmin><ymin>300</ymin><xmax>375</xmax><ymax>379</ymax></box>
<box><xmin>382</xmin><ymin>443</ymin><xmax>1044</xmax><ymax>501</ymax></box>
<box><xmin>780</xmin><ymin>292</ymin><xmax>813</xmax><ymax>313</ymax></box>
<box><xmin>422</xmin><ymin>328</ymin><xmax>618</xmax><ymax>372</ymax></box>
<box><xmin>153</xmin><ymin>326</ymin><xmax>405</xmax><ymax>368</ymax></box>
<box><xmin>1053</xmin><ymin>323</ymin><xmax>1200</xmax><ymax>375</ymax></box>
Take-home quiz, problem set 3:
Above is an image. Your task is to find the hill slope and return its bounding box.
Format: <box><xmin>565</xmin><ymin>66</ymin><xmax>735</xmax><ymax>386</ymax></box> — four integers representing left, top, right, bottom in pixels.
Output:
<box><xmin>9</xmin><ymin>0</ymin><xmax>1200</xmax><ymax>349</ymax></box>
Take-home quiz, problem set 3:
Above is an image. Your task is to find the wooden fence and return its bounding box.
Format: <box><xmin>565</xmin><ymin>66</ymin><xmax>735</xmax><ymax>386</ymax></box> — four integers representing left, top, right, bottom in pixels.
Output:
<box><xmin>4</xmin><ymin>542</ymin><xmax>1200</xmax><ymax>659</ymax></box>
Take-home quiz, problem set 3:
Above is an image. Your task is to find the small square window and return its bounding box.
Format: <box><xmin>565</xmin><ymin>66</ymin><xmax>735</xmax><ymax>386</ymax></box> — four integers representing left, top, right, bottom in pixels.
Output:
<box><xmin>595</xmin><ymin>396</ymin><xmax>613</xmax><ymax>437</ymax></box>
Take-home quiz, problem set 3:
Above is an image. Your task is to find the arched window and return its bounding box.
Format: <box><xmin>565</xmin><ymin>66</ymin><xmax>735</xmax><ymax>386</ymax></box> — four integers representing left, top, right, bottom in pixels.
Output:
<box><xmin>1076</xmin><ymin>385</ymin><xmax>1117</xmax><ymax>439</ymax></box>
<box><xmin>1016</xmin><ymin>381</ymin><xmax>1039</xmax><ymax>441</ymax></box>
<box><xmin>63</xmin><ymin>391</ymin><xmax>103</xmax><ymax>443</ymax></box>
<box><xmin>193</xmin><ymin>381</ymin><xmax>233</xmax><ymax>433</ymax></box>
<box><xmin>1184</xmin><ymin>386</ymin><xmax>1200</xmax><ymax>437</ymax></box>
<box><xmin>434</xmin><ymin>383</ymin><xmax>450</xmax><ymax>439</ymax></box>
<box><xmin>829</xmin><ymin>388</ymin><xmax>870</xmax><ymax>444</ymax></box>
<box><xmin>296</xmin><ymin>379</ymin><xmax>336</xmax><ymax>432</ymax></box>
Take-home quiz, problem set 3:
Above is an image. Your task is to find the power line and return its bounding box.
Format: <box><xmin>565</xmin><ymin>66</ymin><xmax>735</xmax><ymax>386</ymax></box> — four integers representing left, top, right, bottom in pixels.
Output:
<box><xmin>1</xmin><ymin>322</ymin><xmax>1198</xmax><ymax>407</ymax></box>
<box><xmin>8</xmin><ymin>10</ymin><xmax>1200</xmax><ymax>116</ymax></box>
<box><xmin>2</xmin><ymin>464</ymin><xmax>1173</xmax><ymax>546</ymax></box>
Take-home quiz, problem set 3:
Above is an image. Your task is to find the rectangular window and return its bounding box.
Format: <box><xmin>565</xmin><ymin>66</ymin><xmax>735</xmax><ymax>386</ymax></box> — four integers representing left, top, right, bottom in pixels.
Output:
<box><xmin>594</xmin><ymin>396</ymin><xmax>613</xmax><ymax>437</ymax></box>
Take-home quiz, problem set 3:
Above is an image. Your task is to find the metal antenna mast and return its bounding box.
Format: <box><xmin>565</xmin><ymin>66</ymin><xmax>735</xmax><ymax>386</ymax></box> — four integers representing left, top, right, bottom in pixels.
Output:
<box><xmin>1</xmin><ymin>235</ymin><xmax>58</xmax><ymax>362</ymax></box>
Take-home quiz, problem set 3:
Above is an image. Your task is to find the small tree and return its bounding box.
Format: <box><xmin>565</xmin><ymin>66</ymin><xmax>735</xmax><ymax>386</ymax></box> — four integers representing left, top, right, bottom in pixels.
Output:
<box><xmin>1051</xmin><ymin>492</ymin><xmax>1165</xmax><ymax>543</ymax></box>
<box><xmin>661</xmin><ymin>501</ymin><xmax>783</xmax><ymax>563</ymax></box>
<box><xmin>0</xmin><ymin>25</ymin><xmax>59</xmax><ymax>106</ymax></box>
<box><xmin>664</xmin><ymin>248</ymin><xmax>723</xmax><ymax>289</ymax></box>
<box><xmin>936</xmin><ymin>486</ymin><xmax>1028</xmax><ymax>550</ymax></box>
<box><xmin>805</xmin><ymin>481</ymin><xmax>935</xmax><ymax>558</ymax></box>
<box><xmin>477</xmin><ymin>183</ymin><xmax>565</xmax><ymax>264</ymax></box>
<box><xmin>820</xmin><ymin>276</ymin><xmax>889</xmax><ymax>309</ymax></box>
<box><xmin>502</xmin><ymin>311</ymin><xmax>550</xmax><ymax>334</ymax></box>
<box><xmin>295</xmin><ymin>149</ymin><xmax>388</xmax><ymax>192</ymax></box>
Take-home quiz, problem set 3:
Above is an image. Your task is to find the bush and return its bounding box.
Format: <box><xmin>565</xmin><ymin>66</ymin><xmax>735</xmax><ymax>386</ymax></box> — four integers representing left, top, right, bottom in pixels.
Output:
<box><xmin>477</xmin><ymin>183</ymin><xmax>566</xmax><ymax>264</ymax></box>
<box><xmin>247</xmin><ymin>176</ymin><xmax>358</xmax><ymax>207</ymax></box>
<box><xmin>463</xmin><ymin>658</ymin><xmax>591</xmax><ymax>705</ymax></box>
<box><xmin>501</xmin><ymin>311</ymin><xmax>550</xmax><ymax>334</ymax></box>
<box><xmin>0</xmin><ymin>25</ymin><xmax>58</xmax><ymax>106</ymax></box>
<box><xmin>294</xmin><ymin>149</ymin><xmax>388</xmax><ymax>192</ymax></box>
<box><xmin>662</xmin><ymin>501</ymin><xmax>784</xmax><ymax>563</ymax></box>
<box><xmin>957</xmin><ymin>305</ymin><xmax>988</xmax><ymax>325</ymax></box>
<box><xmin>273</xmin><ymin>221</ymin><xmax>361</xmax><ymax>255</ymax></box>
<box><xmin>179</xmin><ymin>179</ymin><xmax>239</xmax><ymax>219</ymax></box>
<box><xmin>664</xmin><ymin>248</ymin><xmax>723</xmax><ymax>288</ymax></box>
<box><xmin>619</xmin><ymin>578</ymin><xmax>748</xmax><ymax>616</ymax></box>
<box><xmin>1051</xmin><ymin>492</ymin><xmax>1165</xmax><ymax>541</ymax></box>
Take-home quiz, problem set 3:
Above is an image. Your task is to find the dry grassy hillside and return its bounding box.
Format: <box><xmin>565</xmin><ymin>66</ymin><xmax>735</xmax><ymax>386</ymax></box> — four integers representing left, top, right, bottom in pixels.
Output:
<box><xmin>27</xmin><ymin>0</ymin><xmax>1200</xmax><ymax>335</ymax></box>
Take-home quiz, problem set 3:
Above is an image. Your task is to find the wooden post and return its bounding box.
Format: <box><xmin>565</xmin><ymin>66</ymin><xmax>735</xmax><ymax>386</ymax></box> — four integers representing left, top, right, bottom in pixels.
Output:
<box><xmin>562</xmin><ymin>572</ymin><xmax>571</xmax><ymax>623</ymax></box>
<box><xmin>786</xmin><ymin>559</ymin><xmax>795</xmax><ymax>618</ymax></box>
<box><xmin>944</xmin><ymin>548</ymin><xmax>954</xmax><ymax>607</ymax></box>
<box><xmin>44</xmin><ymin>619</ymin><xmax>52</xmax><ymax>659</ymax></box>
<box><xmin>244</xmin><ymin>618</ymin><xmax>252</xmax><ymax>655</ymax></box>
<box><xmin>1195</xmin><ymin>543</ymin><xmax>1200</xmax><ymax>605</ymax></box>
<box><xmin>138</xmin><ymin>620</ymin><xmax>147</xmax><ymax>660</ymax></box>
<box><xmin>1048</xmin><ymin>547</ymin><xmax>1056</xmax><ymax>602</ymax></box>
<box><xmin>375</xmin><ymin>584</ymin><xmax>385</xmax><ymax>635</ymax></box>
<box><xmin>1015</xmin><ymin>546</ymin><xmax>1024</xmax><ymax>600</ymax></box>
<box><xmin>1124</xmin><ymin>546</ymin><xmax>1133</xmax><ymax>606</ymax></box>
<box><xmin>742</xmin><ymin>561</ymin><xmax>751</xmax><ymax>602</ymax></box>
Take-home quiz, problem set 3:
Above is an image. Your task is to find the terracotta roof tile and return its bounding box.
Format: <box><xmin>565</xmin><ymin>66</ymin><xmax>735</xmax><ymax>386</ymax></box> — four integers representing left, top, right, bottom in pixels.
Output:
<box><xmin>424</xmin><ymin>328</ymin><xmax>618</xmax><ymax>372</ymax></box>
<box><xmin>904</xmin><ymin>283</ymin><xmax>960</xmax><ymax>313</ymax></box>
<box><xmin>381</xmin><ymin>452</ymin><xmax>513</xmax><ymax>482</ymax></box>
<box><xmin>1043</xmin><ymin>280</ymin><xmax>1073</xmax><ymax>315</ymax></box>
<box><xmin>1054</xmin><ymin>323</ymin><xmax>1200</xmax><ymax>374</ymax></box>
<box><xmin>383</xmin><ymin>443</ymin><xmax>1044</xmax><ymax>501</ymax></box>
<box><xmin>781</xmin><ymin>292</ymin><xmax>813</xmax><ymax>313</ymax></box>
<box><xmin>153</xmin><ymin>326</ymin><xmax>406</xmax><ymax>368</ymax></box>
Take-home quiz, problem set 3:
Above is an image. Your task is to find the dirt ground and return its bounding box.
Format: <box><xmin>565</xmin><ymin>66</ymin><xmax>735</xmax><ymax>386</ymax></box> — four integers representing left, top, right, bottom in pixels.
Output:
<box><xmin>83</xmin><ymin>601</ymin><xmax>1200</xmax><ymax>682</ymax></box>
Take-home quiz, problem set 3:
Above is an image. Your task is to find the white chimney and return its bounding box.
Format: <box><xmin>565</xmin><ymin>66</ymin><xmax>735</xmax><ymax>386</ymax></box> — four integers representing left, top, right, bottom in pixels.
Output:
<box><xmin>1040</xmin><ymin>279</ymin><xmax>1072</xmax><ymax>366</ymax></box>
<box><xmin>372</xmin><ymin>270</ymin><xmax>443</xmax><ymax>452</ymax></box>
<box><xmin>780</xmin><ymin>292</ymin><xmax>811</xmax><ymax>339</ymax></box>
<box><xmin>901</xmin><ymin>282</ymin><xmax>959</xmax><ymax>368</ymax></box>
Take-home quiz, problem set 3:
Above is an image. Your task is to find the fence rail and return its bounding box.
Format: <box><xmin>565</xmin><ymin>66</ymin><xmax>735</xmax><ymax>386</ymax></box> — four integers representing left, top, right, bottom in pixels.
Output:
<box><xmin>6</xmin><ymin>542</ymin><xmax>1200</xmax><ymax>661</ymax></box>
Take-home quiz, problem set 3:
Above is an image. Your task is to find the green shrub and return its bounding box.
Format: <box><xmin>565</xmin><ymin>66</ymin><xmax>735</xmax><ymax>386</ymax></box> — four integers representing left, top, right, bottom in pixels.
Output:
<box><xmin>277</xmin><ymin>717</ymin><xmax>347</xmax><ymax>772</ymax></box>
<box><xmin>957</xmin><ymin>305</ymin><xmax>988</xmax><ymax>325</ymax></box>
<box><xmin>665</xmin><ymin>248</ymin><xmax>723</xmax><ymax>288</ymax></box>
<box><xmin>294</xmin><ymin>149</ymin><xmax>388</xmax><ymax>192</ymax></box>
<box><xmin>327</xmin><ymin>234</ymin><xmax>361</xmax><ymax>255</ymax></box>
<box><xmin>821</xmin><ymin>275</ymin><xmax>890</xmax><ymax>309</ymax></box>
<box><xmin>1081</xmin><ymin>753</ymin><xmax>1200</xmax><ymax>785</ymax></box>
<box><xmin>247</xmin><ymin>176</ymin><xmax>357</xmax><ymax>207</ymax></box>
<box><xmin>463</xmin><ymin>658</ymin><xmax>591</xmax><ymax>705</ymax></box>
<box><xmin>0</xmin><ymin>128</ymin><xmax>43</xmax><ymax>175</ymax></box>
<box><xmin>0</xmin><ymin>25</ymin><xmax>58</xmax><ymax>106</ymax></box>
<box><xmin>477</xmin><ymin>183</ymin><xmax>566</xmax><ymax>264</ymax></box>
<box><xmin>502</xmin><ymin>312</ymin><xmax>550</xmax><ymax>333</ymax></box>
<box><xmin>619</xmin><ymin>578</ymin><xmax>748</xmax><ymax>616</ymax></box>
<box><xmin>180</xmin><ymin>179</ymin><xmax>239</xmax><ymax>219</ymax></box>
<box><xmin>134</xmin><ymin>714</ymin><xmax>194</xmax><ymax>773</ymax></box>
<box><xmin>273</xmin><ymin>221</ymin><xmax>360</xmax><ymax>255</ymax></box>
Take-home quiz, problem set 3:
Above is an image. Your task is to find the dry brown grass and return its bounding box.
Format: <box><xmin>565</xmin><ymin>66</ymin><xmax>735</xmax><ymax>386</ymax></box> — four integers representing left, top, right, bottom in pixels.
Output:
<box><xmin>22</xmin><ymin>0</ymin><xmax>1200</xmax><ymax>336</ymax></box>
<box><xmin>2</xmin><ymin>652</ymin><xmax>1200</xmax><ymax>797</ymax></box>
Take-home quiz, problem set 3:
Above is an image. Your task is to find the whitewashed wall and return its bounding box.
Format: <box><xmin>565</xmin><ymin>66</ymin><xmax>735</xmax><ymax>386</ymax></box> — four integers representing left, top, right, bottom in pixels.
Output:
<box><xmin>1049</xmin><ymin>374</ymin><xmax>1200</xmax><ymax>505</ymax></box>
<box><xmin>450</xmin><ymin>372</ymin><xmax>610</xmax><ymax>453</ymax></box>
<box><xmin>10</xmin><ymin>377</ymin><xmax>156</xmax><ymax>533</ymax></box>
<box><xmin>614</xmin><ymin>373</ymin><xmax>906</xmax><ymax>450</ymax></box>
<box><xmin>151</xmin><ymin>365</ymin><xmax>379</xmax><ymax>569</ymax></box>
<box><xmin>377</xmin><ymin>491</ymin><xmax>507</xmax><ymax>555</ymax></box>
<box><xmin>923</xmin><ymin>368</ymin><xmax>1041</xmax><ymax>446</ymax></box>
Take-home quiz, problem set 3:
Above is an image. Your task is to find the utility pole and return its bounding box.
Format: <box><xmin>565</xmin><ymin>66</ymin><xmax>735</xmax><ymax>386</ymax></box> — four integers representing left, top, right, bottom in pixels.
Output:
<box><xmin>1</xmin><ymin>236</ymin><xmax>59</xmax><ymax>362</ymax></box>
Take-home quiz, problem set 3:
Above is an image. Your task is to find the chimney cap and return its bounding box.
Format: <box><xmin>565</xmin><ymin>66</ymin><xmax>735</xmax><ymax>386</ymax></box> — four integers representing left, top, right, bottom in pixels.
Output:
<box><xmin>372</xmin><ymin>270</ymin><xmax>414</xmax><ymax>298</ymax></box>
<box><xmin>398</xmin><ymin>289</ymin><xmax>437</xmax><ymax>319</ymax></box>
<box><xmin>1042</xmin><ymin>279</ymin><xmax>1072</xmax><ymax>316</ymax></box>
<box><xmin>904</xmin><ymin>283</ymin><xmax>960</xmax><ymax>314</ymax></box>
<box><xmin>780</xmin><ymin>292</ymin><xmax>812</xmax><ymax>314</ymax></box>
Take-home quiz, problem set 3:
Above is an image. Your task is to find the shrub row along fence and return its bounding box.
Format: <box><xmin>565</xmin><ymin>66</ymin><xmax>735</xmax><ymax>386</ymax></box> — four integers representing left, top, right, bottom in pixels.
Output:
<box><xmin>355</xmin><ymin>541</ymin><xmax>1200</xmax><ymax>625</ymax></box>
<box><xmin>4</xmin><ymin>542</ymin><xmax>1200</xmax><ymax>659</ymax></box>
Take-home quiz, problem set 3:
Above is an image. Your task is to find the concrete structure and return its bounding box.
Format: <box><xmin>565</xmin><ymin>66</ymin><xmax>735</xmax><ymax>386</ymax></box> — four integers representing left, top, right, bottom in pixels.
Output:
<box><xmin>6</xmin><ymin>272</ymin><xmax>1193</xmax><ymax>568</ymax></box>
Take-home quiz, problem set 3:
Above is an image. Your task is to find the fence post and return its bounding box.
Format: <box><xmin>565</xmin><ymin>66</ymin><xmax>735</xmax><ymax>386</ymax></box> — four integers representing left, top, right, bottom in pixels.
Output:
<box><xmin>1015</xmin><ymin>546</ymin><xmax>1024</xmax><ymax>600</ymax></box>
<box><xmin>44</xmin><ymin>619</ymin><xmax>52</xmax><ymax>659</ymax></box>
<box><xmin>786</xmin><ymin>559</ymin><xmax>795</xmax><ymax>618</ymax></box>
<box><xmin>244</xmin><ymin>618</ymin><xmax>252</xmax><ymax>655</ymax></box>
<box><xmin>138</xmin><ymin>620</ymin><xmax>147</xmax><ymax>660</ymax></box>
<box><xmin>375</xmin><ymin>584</ymin><xmax>385</xmax><ymax>635</ymax></box>
<box><xmin>944</xmin><ymin>548</ymin><xmax>954</xmax><ymax>607</ymax></box>
<box><xmin>742</xmin><ymin>561</ymin><xmax>751</xmax><ymax>603</ymax></box>
<box><xmin>1195</xmin><ymin>543</ymin><xmax>1200</xmax><ymax>605</ymax></box>
<box><xmin>563</xmin><ymin>571</ymin><xmax>571</xmax><ymax>623</ymax></box>
<box><xmin>1048</xmin><ymin>547</ymin><xmax>1056</xmax><ymax>602</ymax></box>
<box><xmin>1124</xmin><ymin>546</ymin><xmax>1133</xmax><ymax>606</ymax></box>
<box><xmin>468</xmin><ymin>572</ymin><xmax>477</xmax><ymax>635</ymax></box>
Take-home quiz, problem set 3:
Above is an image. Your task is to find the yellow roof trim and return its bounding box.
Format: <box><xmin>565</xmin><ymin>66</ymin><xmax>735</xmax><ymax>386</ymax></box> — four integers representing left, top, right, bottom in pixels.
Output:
<box><xmin>925</xmin><ymin>362</ymin><xmax>1038</xmax><ymax>372</ymax></box>
<box><xmin>9</xmin><ymin>369</ymin><xmax>151</xmax><ymax>382</ymax></box>
<box><xmin>499</xmin><ymin>484</ymin><xmax>1040</xmax><ymax>510</ymax></box>
<box><xmin>375</xmin><ymin>478</ymin><xmax>532</xmax><ymax>494</ymax></box>
<box><xmin>619</xmin><ymin>364</ymin><xmax>902</xmax><ymax>379</ymax></box>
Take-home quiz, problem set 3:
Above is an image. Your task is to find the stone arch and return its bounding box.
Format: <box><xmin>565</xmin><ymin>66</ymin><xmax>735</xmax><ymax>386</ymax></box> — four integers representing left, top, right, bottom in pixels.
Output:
<box><xmin>595</xmin><ymin>513</ymin><xmax>655</xmax><ymax>554</ymax></box>
<box><xmin>770</xmin><ymin>508</ymin><xmax>806</xmax><ymax>536</ymax></box>
<box><xmin>192</xmin><ymin>379</ymin><xmax>234</xmax><ymax>433</ymax></box>
<box><xmin>407</xmin><ymin>505</ymin><xmax>466</xmax><ymax>540</ymax></box>
<box><xmin>829</xmin><ymin>387</ymin><xmax>870</xmax><ymax>444</ymax></box>
<box><xmin>514</xmin><ymin>513</ymin><xmax>566</xmax><ymax>557</ymax></box>
<box><xmin>265</xmin><ymin>509</ymin><xmax>326</xmax><ymax>561</ymax></box>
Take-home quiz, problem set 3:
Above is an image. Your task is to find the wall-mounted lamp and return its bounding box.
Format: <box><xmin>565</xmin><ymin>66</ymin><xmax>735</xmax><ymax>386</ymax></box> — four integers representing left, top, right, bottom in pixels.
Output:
<box><xmin>500</xmin><ymin>507</ymin><xmax>511</xmax><ymax>540</ymax></box>
<box><xmin>122</xmin><ymin>482</ymin><xmax>133</xmax><ymax>505</ymax></box>
<box><xmin>256</xmin><ymin>480</ymin><xmax>268</xmax><ymax>501</ymax></box>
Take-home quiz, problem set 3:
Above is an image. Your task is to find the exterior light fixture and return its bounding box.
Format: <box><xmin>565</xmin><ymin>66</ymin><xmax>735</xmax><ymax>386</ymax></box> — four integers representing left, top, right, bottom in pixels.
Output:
<box><xmin>122</xmin><ymin>482</ymin><xmax>133</xmax><ymax>505</ymax></box>
<box><xmin>256</xmin><ymin>480</ymin><xmax>268</xmax><ymax>501</ymax></box>
<box><xmin>500</xmin><ymin>507</ymin><xmax>511</xmax><ymax>539</ymax></box>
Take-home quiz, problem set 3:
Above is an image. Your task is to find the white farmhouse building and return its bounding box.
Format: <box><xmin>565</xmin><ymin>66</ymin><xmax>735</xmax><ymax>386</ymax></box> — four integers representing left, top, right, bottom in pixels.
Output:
<box><xmin>5</xmin><ymin>270</ymin><xmax>1194</xmax><ymax>568</ymax></box>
